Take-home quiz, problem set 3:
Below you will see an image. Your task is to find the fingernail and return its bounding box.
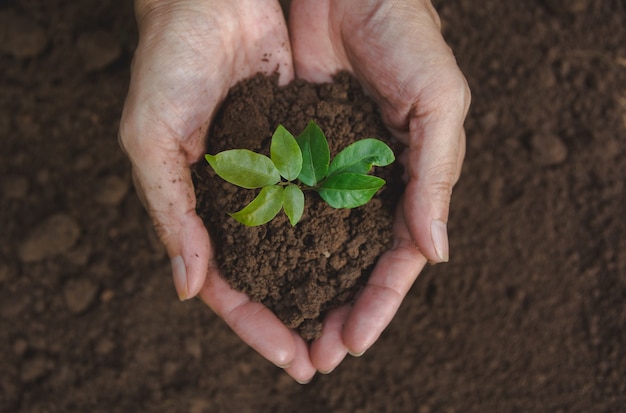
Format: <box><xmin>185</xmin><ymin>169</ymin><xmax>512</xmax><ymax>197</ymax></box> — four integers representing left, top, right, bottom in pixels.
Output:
<box><xmin>431</xmin><ymin>220</ymin><xmax>449</xmax><ymax>262</ymax></box>
<box><xmin>319</xmin><ymin>367</ymin><xmax>335</xmax><ymax>375</ymax></box>
<box><xmin>295</xmin><ymin>377</ymin><xmax>313</xmax><ymax>385</ymax></box>
<box><xmin>171</xmin><ymin>255</ymin><xmax>188</xmax><ymax>300</ymax></box>
<box><xmin>275</xmin><ymin>361</ymin><xmax>291</xmax><ymax>369</ymax></box>
<box><xmin>348</xmin><ymin>349</ymin><xmax>366</xmax><ymax>357</ymax></box>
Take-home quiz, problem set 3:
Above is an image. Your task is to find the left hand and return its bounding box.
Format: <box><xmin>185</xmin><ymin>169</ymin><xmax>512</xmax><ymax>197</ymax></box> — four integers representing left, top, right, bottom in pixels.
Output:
<box><xmin>119</xmin><ymin>0</ymin><xmax>316</xmax><ymax>383</ymax></box>
<box><xmin>288</xmin><ymin>0</ymin><xmax>471</xmax><ymax>372</ymax></box>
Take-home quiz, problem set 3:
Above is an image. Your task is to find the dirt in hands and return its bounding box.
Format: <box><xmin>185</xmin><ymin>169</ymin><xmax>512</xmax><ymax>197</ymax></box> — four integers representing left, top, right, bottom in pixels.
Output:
<box><xmin>193</xmin><ymin>73</ymin><xmax>404</xmax><ymax>340</ymax></box>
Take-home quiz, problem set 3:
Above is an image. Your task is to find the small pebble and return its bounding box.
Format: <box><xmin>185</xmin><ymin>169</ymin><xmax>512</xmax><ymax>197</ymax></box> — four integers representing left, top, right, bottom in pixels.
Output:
<box><xmin>13</xmin><ymin>339</ymin><xmax>28</xmax><ymax>357</ymax></box>
<box><xmin>65</xmin><ymin>243</ymin><xmax>92</xmax><ymax>267</ymax></box>
<box><xmin>63</xmin><ymin>278</ymin><xmax>99</xmax><ymax>314</ymax></box>
<box><xmin>479</xmin><ymin>110</ymin><xmax>499</xmax><ymax>134</ymax></box>
<box><xmin>185</xmin><ymin>338</ymin><xmax>203</xmax><ymax>360</ymax></box>
<box><xmin>329</xmin><ymin>255</ymin><xmax>347</xmax><ymax>271</ymax></box>
<box><xmin>531</xmin><ymin>133</ymin><xmax>568</xmax><ymax>166</ymax></box>
<box><xmin>95</xmin><ymin>338</ymin><xmax>115</xmax><ymax>355</ymax></box>
<box><xmin>18</xmin><ymin>214</ymin><xmax>81</xmax><ymax>262</ymax></box>
<box><xmin>76</xmin><ymin>29</ymin><xmax>122</xmax><ymax>72</ymax></box>
<box><xmin>36</xmin><ymin>169</ymin><xmax>50</xmax><ymax>185</ymax></box>
<box><xmin>0</xmin><ymin>294</ymin><xmax>30</xmax><ymax>319</ymax></box>
<box><xmin>0</xmin><ymin>9</ymin><xmax>47</xmax><ymax>58</ymax></box>
<box><xmin>3</xmin><ymin>175</ymin><xmax>29</xmax><ymax>199</ymax></box>
<box><xmin>95</xmin><ymin>175</ymin><xmax>129</xmax><ymax>206</ymax></box>
<box><xmin>100</xmin><ymin>289</ymin><xmax>115</xmax><ymax>303</ymax></box>
<box><xmin>20</xmin><ymin>355</ymin><xmax>52</xmax><ymax>383</ymax></box>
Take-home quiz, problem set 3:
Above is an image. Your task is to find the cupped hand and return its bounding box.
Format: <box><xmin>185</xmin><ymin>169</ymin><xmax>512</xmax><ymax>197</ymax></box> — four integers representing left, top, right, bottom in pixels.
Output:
<box><xmin>119</xmin><ymin>0</ymin><xmax>315</xmax><ymax>383</ymax></box>
<box><xmin>288</xmin><ymin>0</ymin><xmax>471</xmax><ymax>372</ymax></box>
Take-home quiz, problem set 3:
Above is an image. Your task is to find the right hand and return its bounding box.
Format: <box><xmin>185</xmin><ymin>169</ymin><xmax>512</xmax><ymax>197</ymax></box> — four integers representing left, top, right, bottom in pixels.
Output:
<box><xmin>288</xmin><ymin>0</ymin><xmax>470</xmax><ymax>373</ymax></box>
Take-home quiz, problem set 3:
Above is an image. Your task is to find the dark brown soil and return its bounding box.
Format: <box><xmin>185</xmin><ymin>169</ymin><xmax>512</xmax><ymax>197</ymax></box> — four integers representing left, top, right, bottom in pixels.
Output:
<box><xmin>193</xmin><ymin>73</ymin><xmax>403</xmax><ymax>340</ymax></box>
<box><xmin>2</xmin><ymin>0</ymin><xmax>626</xmax><ymax>412</ymax></box>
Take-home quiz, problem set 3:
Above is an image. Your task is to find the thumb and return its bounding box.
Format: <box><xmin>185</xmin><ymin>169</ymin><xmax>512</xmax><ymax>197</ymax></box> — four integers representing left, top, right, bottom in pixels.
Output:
<box><xmin>404</xmin><ymin>72</ymin><xmax>470</xmax><ymax>263</ymax></box>
<box><xmin>121</xmin><ymin>123</ymin><xmax>212</xmax><ymax>301</ymax></box>
<box><xmin>135</xmin><ymin>171</ymin><xmax>211</xmax><ymax>301</ymax></box>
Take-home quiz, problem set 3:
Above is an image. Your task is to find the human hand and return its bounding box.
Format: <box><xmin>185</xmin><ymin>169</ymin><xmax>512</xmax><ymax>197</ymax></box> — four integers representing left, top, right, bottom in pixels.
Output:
<box><xmin>119</xmin><ymin>0</ymin><xmax>316</xmax><ymax>382</ymax></box>
<box><xmin>288</xmin><ymin>0</ymin><xmax>471</xmax><ymax>372</ymax></box>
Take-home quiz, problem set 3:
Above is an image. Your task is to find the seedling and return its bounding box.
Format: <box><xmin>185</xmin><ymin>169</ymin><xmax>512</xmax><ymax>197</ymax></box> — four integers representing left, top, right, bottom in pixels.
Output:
<box><xmin>205</xmin><ymin>121</ymin><xmax>395</xmax><ymax>226</ymax></box>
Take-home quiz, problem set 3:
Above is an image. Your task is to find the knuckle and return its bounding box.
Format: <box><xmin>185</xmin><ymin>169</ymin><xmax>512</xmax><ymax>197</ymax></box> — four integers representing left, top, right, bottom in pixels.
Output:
<box><xmin>447</xmin><ymin>72</ymin><xmax>471</xmax><ymax>111</ymax></box>
<box><xmin>459</xmin><ymin>77</ymin><xmax>472</xmax><ymax>115</ymax></box>
<box><xmin>424</xmin><ymin>162</ymin><xmax>457</xmax><ymax>200</ymax></box>
<box><xmin>149</xmin><ymin>208</ymin><xmax>176</xmax><ymax>246</ymax></box>
<box><xmin>117</xmin><ymin>129</ymin><xmax>130</xmax><ymax>156</ymax></box>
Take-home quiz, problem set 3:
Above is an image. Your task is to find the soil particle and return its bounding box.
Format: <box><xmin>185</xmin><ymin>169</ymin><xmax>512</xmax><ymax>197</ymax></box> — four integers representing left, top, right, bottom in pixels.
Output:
<box><xmin>0</xmin><ymin>293</ymin><xmax>30</xmax><ymax>319</ymax></box>
<box><xmin>193</xmin><ymin>73</ymin><xmax>404</xmax><ymax>339</ymax></box>
<box><xmin>20</xmin><ymin>354</ymin><xmax>54</xmax><ymax>383</ymax></box>
<box><xmin>18</xmin><ymin>213</ymin><xmax>81</xmax><ymax>263</ymax></box>
<box><xmin>94</xmin><ymin>338</ymin><xmax>116</xmax><ymax>356</ymax></box>
<box><xmin>13</xmin><ymin>339</ymin><xmax>28</xmax><ymax>357</ymax></box>
<box><xmin>530</xmin><ymin>132</ymin><xmax>568</xmax><ymax>166</ymax></box>
<box><xmin>94</xmin><ymin>174</ymin><xmax>130</xmax><ymax>206</ymax></box>
<box><xmin>0</xmin><ymin>9</ymin><xmax>48</xmax><ymax>58</ymax></box>
<box><xmin>65</xmin><ymin>243</ymin><xmax>93</xmax><ymax>267</ymax></box>
<box><xmin>2</xmin><ymin>175</ymin><xmax>30</xmax><ymax>199</ymax></box>
<box><xmin>76</xmin><ymin>29</ymin><xmax>122</xmax><ymax>72</ymax></box>
<box><xmin>63</xmin><ymin>277</ymin><xmax>100</xmax><ymax>314</ymax></box>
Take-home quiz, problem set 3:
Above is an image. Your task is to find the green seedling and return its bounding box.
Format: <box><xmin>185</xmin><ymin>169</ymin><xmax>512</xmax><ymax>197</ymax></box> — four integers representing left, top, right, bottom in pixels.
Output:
<box><xmin>205</xmin><ymin>121</ymin><xmax>395</xmax><ymax>226</ymax></box>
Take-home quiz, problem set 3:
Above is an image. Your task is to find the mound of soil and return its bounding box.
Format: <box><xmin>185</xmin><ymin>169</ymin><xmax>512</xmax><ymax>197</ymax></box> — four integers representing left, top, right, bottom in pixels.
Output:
<box><xmin>193</xmin><ymin>73</ymin><xmax>404</xmax><ymax>339</ymax></box>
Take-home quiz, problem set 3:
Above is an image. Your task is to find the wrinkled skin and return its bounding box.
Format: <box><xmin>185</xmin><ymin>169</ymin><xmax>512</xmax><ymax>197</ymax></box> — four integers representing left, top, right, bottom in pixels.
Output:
<box><xmin>119</xmin><ymin>0</ymin><xmax>470</xmax><ymax>383</ymax></box>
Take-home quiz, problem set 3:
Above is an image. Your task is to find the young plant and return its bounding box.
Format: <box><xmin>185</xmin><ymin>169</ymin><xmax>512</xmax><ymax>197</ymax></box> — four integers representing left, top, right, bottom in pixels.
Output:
<box><xmin>205</xmin><ymin>121</ymin><xmax>395</xmax><ymax>226</ymax></box>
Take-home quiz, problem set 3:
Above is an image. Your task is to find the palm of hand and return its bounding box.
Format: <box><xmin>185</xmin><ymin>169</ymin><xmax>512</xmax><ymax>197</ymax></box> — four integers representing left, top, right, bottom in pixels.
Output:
<box><xmin>120</xmin><ymin>0</ymin><xmax>293</xmax><ymax>294</ymax></box>
<box><xmin>123</xmin><ymin>1</ymin><xmax>292</xmax><ymax>165</ymax></box>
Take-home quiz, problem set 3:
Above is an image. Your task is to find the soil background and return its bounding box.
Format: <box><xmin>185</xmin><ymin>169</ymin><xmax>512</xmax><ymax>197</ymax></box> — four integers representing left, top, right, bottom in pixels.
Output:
<box><xmin>1</xmin><ymin>0</ymin><xmax>625</xmax><ymax>412</ymax></box>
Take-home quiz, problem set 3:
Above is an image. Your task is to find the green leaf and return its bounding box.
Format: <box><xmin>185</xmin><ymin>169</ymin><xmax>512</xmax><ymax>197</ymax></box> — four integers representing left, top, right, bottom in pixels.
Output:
<box><xmin>205</xmin><ymin>150</ymin><xmax>280</xmax><ymax>189</ymax></box>
<box><xmin>283</xmin><ymin>184</ymin><xmax>305</xmax><ymax>226</ymax></box>
<box><xmin>319</xmin><ymin>173</ymin><xmax>386</xmax><ymax>209</ymax></box>
<box><xmin>229</xmin><ymin>185</ymin><xmax>284</xmax><ymax>226</ymax></box>
<box><xmin>327</xmin><ymin>138</ymin><xmax>395</xmax><ymax>177</ymax></box>
<box><xmin>296</xmin><ymin>121</ymin><xmax>330</xmax><ymax>186</ymax></box>
<box><xmin>270</xmin><ymin>125</ymin><xmax>303</xmax><ymax>181</ymax></box>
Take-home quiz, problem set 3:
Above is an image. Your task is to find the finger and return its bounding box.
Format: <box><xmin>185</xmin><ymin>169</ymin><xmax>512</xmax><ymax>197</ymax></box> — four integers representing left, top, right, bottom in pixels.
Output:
<box><xmin>118</xmin><ymin>27</ymin><xmax>218</xmax><ymax>300</ymax></box>
<box><xmin>289</xmin><ymin>0</ymin><xmax>346</xmax><ymax>83</ymax></box>
<box><xmin>198</xmin><ymin>265</ymin><xmax>297</xmax><ymax>369</ymax></box>
<box><xmin>122</xmin><ymin>130</ymin><xmax>211</xmax><ymax>300</ymax></box>
<box><xmin>342</xmin><ymin>200</ymin><xmax>427</xmax><ymax>356</ymax></box>
<box><xmin>404</xmin><ymin>70</ymin><xmax>470</xmax><ymax>263</ymax></box>
<box><xmin>237</xmin><ymin>0</ymin><xmax>296</xmax><ymax>86</ymax></box>
<box><xmin>310</xmin><ymin>305</ymin><xmax>351</xmax><ymax>373</ymax></box>
<box><xmin>284</xmin><ymin>330</ymin><xmax>317</xmax><ymax>384</ymax></box>
<box><xmin>168</xmin><ymin>213</ymin><xmax>213</xmax><ymax>300</ymax></box>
